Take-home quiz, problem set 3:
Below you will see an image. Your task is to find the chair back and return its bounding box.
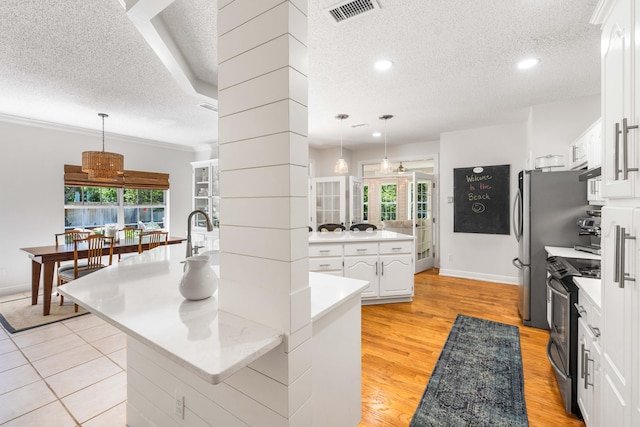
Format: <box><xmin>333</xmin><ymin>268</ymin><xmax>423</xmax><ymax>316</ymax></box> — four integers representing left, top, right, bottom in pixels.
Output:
<box><xmin>318</xmin><ymin>223</ymin><xmax>346</xmax><ymax>232</ymax></box>
<box><xmin>77</xmin><ymin>235</ymin><xmax>114</xmax><ymax>272</ymax></box>
<box><xmin>139</xmin><ymin>230</ymin><xmax>169</xmax><ymax>253</ymax></box>
<box><xmin>121</xmin><ymin>227</ymin><xmax>137</xmax><ymax>240</ymax></box>
<box><xmin>350</xmin><ymin>223</ymin><xmax>377</xmax><ymax>231</ymax></box>
<box><xmin>56</xmin><ymin>230</ymin><xmax>90</xmax><ymax>247</ymax></box>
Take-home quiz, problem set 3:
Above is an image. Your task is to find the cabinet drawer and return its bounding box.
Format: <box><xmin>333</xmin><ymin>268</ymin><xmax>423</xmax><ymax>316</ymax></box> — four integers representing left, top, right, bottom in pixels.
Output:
<box><xmin>379</xmin><ymin>240</ymin><xmax>413</xmax><ymax>254</ymax></box>
<box><xmin>309</xmin><ymin>244</ymin><xmax>343</xmax><ymax>257</ymax></box>
<box><xmin>344</xmin><ymin>242</ymin><xmax>378</xmax><ymax>256</ymax></box>
<box><xmin>309</xmin><ymin>258</ymin><xmax>342</xmax><ymax>272</ymax></box>
<box><xmin>577</xmin><ymin>291</ymin><xmax>601</xmax><ymax>340</ymax></box>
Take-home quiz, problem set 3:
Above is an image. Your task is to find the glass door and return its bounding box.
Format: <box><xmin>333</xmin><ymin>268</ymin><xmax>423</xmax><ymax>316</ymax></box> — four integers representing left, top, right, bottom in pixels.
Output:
<box><xmin>312</xmin><ymin>176</ymin><xmax>346</xmax><ymax>230</ymax></box>
<box><xmin>412</xmin><ymin>172</ymin><xmax>435</xmax><ymax>272</ymax></box>
<box><xmin>349</xmin><ymin>176</ymin><xmax>363</xmax><ymax>227</ymax></box>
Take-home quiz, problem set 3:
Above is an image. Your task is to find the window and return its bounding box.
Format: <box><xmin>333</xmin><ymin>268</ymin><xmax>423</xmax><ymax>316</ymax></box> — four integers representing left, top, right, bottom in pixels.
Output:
<box><xmin>63</xmin><ymin>164</ymin><xmax>170</xmax><ymax>231</ymax></box>
<box><xmin>64</xmin><ymin>186</ymin><xmax>166</xmax><ymax>230</ymax></box>
<box><xmin>363</xmin><ymin>184</ymin><xmax>369</xmax><ymax>221</ymax></box>
<box><xmin>380</xmin><ymin>184</ymin><xmax>397</xmax><ymax>221</ymax></box>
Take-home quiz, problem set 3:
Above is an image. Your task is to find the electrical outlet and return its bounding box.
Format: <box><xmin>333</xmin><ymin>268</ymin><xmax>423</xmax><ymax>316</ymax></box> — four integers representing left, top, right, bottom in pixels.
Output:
<box><xmin>448</xmin><ymin>254</ymin><xmax>453</xmax><ymax>261</ymax></box>
<box><xmin>174</xmin><ymin>391</ymin><xmax>184</xmax><ymax>419</ymax></box>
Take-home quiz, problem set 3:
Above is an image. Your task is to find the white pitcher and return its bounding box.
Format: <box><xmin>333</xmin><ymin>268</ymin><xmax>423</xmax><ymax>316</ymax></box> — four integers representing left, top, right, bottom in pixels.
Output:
<box><xmin>179</xmin><ymin>255</ymin><xmax>217</xmax><ymax>300</ymax></box>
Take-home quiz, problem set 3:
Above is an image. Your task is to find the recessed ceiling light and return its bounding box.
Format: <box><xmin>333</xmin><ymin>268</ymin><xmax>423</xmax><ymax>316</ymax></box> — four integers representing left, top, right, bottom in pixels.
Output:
<box><xmin>374</xmin><ymin>59</ymin><xmax>393</xmax><ymax>71</ymax></box>
<box><xmin>372</xmin><ymin>131</ymin><xmax>382</xmax><ymax>137</ymax></box>
<box><xmin>517</xmin><ymin>58</ymin><xmax>540</xmax><ymax>70</ymax></box>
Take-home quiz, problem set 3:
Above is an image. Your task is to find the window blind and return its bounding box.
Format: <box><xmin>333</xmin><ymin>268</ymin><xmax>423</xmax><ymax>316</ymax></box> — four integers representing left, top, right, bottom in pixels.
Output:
<box><xmin>64</xmin><ymin>165</ymin><xmax>170</xmax><ymax>190</ymax></box>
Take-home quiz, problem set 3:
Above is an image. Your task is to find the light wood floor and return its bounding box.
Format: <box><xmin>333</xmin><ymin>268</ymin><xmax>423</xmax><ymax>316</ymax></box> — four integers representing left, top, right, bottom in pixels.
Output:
<box><xmin>358</xmin><ymin>269</ymin><xmax>585</xmax><ymax>427</ymax></box>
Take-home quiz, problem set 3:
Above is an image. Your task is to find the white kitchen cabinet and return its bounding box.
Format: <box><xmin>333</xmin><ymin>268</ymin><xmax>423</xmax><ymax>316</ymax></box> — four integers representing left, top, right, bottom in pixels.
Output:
<box><xmin>576</xmin><ymin>287</ymin><xmax>602</xmax><ymax>427</ymax></box>
<box><xmin>343</xmin><ymin>240</ymin><xmax>413</xmax><ymax>303</ymax></box>
<box><xmin>190</xmin><ymin>160</ymin><xmax>220</xmax><ymax>234</ymax></box>
<box><xmin>569</xmin><ymin>132</ymin><xmax>589</xmax><ymax>170</ymax></box>
<box><xmin>308</xmin><ymin>231</ymin><xmax>414</xmax><ymax>304</ymax></box>
<box><xmin>309</xmin><ymin>243</ymin><xmax>343</xmax><ymax>276</ymax></box>
<box><xmin>587</xmin><ymin>119</ymin><xmax>603</xmax><ymax>169</ymax></box>
<box><xmin>587</xmin><ymin>177</ymin><xmax>604</xmax><ymax>205</ymax></box>
<box><xmin>599</xmin><ymin>206</ymin><xmax>638</xmax><ymax>426</ymax></box>
<box><xmin>596</xmin><ymin>0</ymin><xmax>638</xmax><ymax>199</ymax></box>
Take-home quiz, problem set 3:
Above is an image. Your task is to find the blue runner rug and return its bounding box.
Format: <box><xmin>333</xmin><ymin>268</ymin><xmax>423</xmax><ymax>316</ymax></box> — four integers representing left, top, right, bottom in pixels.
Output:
<box><xmin>410</xmin><ymin>314</ymin><xmax>529</xmax><ymax>427</ymax></box>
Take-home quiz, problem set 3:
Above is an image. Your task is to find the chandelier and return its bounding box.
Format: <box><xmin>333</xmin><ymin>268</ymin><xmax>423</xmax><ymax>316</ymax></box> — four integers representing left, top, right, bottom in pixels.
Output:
<box><xmin>82</xmin><ymin>113</ymin><xmax>124</xmax><ymax>181</ymax></box>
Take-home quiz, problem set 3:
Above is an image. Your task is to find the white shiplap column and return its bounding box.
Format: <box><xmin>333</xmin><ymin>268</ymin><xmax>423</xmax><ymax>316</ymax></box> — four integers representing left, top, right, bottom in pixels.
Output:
<box><xmin>217</xmin><ymin>0</ymin><xmax>311</xmax><ymax>424</ymax></box>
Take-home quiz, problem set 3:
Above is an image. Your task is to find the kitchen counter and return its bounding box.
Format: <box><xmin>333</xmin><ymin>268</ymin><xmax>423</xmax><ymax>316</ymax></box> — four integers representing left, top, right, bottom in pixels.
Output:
<box><xmin>309</xmin><ymin>229</ymin><xmax>414</xmax><ymax>243</ymax></box>
<box><xmin>58</xmin><ymin>243</ymin><xmax>368</xmax><ymax>384</ymax></box>
<box><xmin>545</xmin><ymin>245</ymin><xmax>601</xmax><ymax>261</ymax></box>
<box><xmin>574</xmin><ymin>276</ymin><xmax>601</xmax><ymax>309</ymax></box>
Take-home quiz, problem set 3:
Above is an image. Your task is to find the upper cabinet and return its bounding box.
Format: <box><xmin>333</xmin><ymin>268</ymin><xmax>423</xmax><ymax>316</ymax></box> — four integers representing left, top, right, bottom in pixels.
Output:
<box><xmin>569</xmin><ymin>119</ymin><xmax>602</xmax><ymax>171</ymax></box>
<box><xmin>597</xmin><ymin>0</ymin><xmax>639</xmax><ymax>199</ymax></box>
<box><xmin>191</xmin><ymin>160</ymin><xmax>220</xmax><ymax>232</ymax></box>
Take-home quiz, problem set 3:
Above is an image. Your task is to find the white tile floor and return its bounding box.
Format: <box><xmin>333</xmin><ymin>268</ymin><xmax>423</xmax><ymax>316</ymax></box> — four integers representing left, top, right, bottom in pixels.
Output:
<box><xmin>0</xmin><ymin>293</ymin><xmax>127</xmax><ymax>426</ymax></box>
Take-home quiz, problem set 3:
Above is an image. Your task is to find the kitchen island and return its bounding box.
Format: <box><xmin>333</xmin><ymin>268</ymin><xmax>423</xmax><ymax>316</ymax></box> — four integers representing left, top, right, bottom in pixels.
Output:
<box><xmin>309</xmin><ymin>230</ymin><xmax>415</xmax><ymax>304</ymax></box>
<box><xmin>58</xmin><ymin>244</ymin><xmax>368</xmax><ymax>426</ymax></box>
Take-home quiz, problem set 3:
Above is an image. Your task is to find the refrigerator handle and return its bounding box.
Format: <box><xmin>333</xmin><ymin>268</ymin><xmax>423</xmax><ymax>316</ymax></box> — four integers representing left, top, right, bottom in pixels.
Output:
<box><xmin>512</xmin><ymin>258</ymin><xmax>523</xmax><ymax>269</ymax></box>
<box><xmin>512</xmin><ymin>190</ymin><xmax>522</xmax><ymax>242</ymax></box>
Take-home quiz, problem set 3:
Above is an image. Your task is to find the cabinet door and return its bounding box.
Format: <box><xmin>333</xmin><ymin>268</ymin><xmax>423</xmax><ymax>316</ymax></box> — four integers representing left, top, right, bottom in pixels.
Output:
<box><xmin>379</xmin><ymin>254</ymin><xmax>413</xmax><ymax>297</ymax></box>
<box><xmin>312</xmin><ymin>177</ymin><xmax>346</xmax><ymax>229</ymax></box>
<box><xmin>601</xmin><ymin>0</ymin><xmax>636</xmax><ymax>198</ymax></box>
<box><xmin>577</xmin><ymin>317</ymin><xmax>593</xmax><ymax>426</ymax></box>
<box><xmin>601</xmin><ymin>206</ymin><xmax>637</xmax><ymax>425</ymax></box>
<box><xmin>344</xmin><ymin>256</ymin><xmax>378</xmax><ymax>298</ymax></box>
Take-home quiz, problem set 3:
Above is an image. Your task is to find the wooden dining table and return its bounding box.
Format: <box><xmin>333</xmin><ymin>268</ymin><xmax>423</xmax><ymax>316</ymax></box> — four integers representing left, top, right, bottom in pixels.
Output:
<box><xmin>20</xmin><ymin>236</ymin><xmax>186</xmax><ymax>315</ymax></box>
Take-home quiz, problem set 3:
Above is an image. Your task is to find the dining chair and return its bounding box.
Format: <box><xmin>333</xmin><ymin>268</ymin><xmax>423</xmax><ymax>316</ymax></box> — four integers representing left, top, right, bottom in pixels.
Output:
<box><xmin>317</xmin><ymin>223</ymin><xmax>346</xmax><ymax>232</ymax></box>
<box><xmin>58</xmin><ymin>235</ymin><xmax>114</xmax><ymax>311</ymax></box>
<box><xmin>349</xmin><ymin>223</ymin><xmax>377</xmax><ymax>231</ymax></box>
<box><xmin>118</xmin><ymin>226</ymin><xmax>138</xmax><ymax>261</ymax></box>
<box><xmin>55</xmin><ymin>230</ymin><xmax>90</xmax><ymax>285</ymax></box>
<box><xmin>138</xmin><ymin>230</ymin><xmax>169</xmax><ymax>253</ymax></box>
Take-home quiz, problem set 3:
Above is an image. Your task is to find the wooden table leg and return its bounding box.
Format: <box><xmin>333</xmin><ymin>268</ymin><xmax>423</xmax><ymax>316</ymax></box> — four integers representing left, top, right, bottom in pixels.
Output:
<box><xmin>42</xmin><ymin>262</ymin><xmax>55</xmax><ymax>316</ymax></box>
<box><xmin>31</xmin><ymin>260</ymin><xmax>41</xmax><ymax>305</ymax></box>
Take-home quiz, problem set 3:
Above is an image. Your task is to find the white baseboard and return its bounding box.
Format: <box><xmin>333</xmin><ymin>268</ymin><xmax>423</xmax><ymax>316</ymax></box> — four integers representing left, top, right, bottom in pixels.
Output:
<box><xmin>0</xmin><ymin>282</ymin><xmax>30</xmax><ymax>298</ymax></box>
<box><xmin>438</xmin><ymin>269</ymin><xmax>518</xmax><ymax>285</ymax></box>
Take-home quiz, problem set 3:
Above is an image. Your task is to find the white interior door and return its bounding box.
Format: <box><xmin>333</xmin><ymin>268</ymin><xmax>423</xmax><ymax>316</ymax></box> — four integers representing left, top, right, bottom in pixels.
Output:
<box><xmin>349</xmin><ymin>176</ymin><xmax>364</xmax><ymax>227</ymax></box>
<box><xmin>412</xmin><ymin>172</ymin><xmax>435</xmax><ymax>272</ymax></box>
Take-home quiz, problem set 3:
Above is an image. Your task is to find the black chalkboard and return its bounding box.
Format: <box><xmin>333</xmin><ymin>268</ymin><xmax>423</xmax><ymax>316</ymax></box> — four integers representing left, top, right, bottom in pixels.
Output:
<box><xmin>454</xmin><ymin>164</ymin><xmax>510</xmax><ymax>235</ymax></box>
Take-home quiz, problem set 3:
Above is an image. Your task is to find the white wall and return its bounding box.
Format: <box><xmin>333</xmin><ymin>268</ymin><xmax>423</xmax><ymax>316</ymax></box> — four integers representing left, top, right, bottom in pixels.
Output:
<box><xmin>0</xmin><ymin>118</ymin><xmax>198</xmax><ymax>295</ymax></box>
<box><xmin>527</xmin><ymin>94</ymin><xmax>600</xmax><ymax>169</ymax></box>
<box><xmin>439</xmin><ymin>122</ymin><xmax>527</xmax><ymax>283</ymax></box>
<box><xmin>309</xmin><ymin>140</ymin><xmax>440</xmax><ymax>178</ymax></box>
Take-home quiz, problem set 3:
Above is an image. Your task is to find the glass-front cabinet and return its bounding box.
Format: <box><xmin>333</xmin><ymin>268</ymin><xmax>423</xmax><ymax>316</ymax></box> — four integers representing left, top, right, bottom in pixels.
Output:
<box><xmin>310</xmin><ymin>176</ymin><xmax>363</xmax><ymax>230</ymax></box>
<box><xmin>191</xmin><ymin>160</ymin><xmax>220</xmax><ymax>232</ymax></box>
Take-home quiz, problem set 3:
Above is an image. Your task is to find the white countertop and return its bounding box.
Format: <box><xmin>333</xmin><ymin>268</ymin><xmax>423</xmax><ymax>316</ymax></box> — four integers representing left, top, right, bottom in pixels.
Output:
<box><xmin>309</xmin><ymin>230</ymin><xmax>414</xmax><ymax>243</ymax></box>
<box><xmin>545</xmin><ymin>246</ymin><xmax>601</xmax><ymax>261</ymax></box>
<box><xmin>58</xmin><ymin>244</ymin><xmax>368</xmax><ymax>384</ymax></box>
<box><xmin>573</xmin><ymin>277</ymin><xmax>602</xmax><ymax>309</ymax></box>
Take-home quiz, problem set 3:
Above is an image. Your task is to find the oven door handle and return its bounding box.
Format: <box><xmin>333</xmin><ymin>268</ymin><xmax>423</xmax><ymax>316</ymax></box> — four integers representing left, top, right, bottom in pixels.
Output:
<box><xmin>546</xmin><ymin>340</ymin><xmax>569</xmax><ymax>380</ymax></box>
<box><xmin>548</xmin><ymin>277</ymin><xmax>569</xmax><ymax>296</ymax></box>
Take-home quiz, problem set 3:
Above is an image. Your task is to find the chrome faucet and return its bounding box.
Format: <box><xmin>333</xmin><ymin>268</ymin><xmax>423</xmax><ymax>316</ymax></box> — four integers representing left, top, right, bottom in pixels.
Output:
<box><xmin>186</xmin><ymin>209</ymin><xmax>214</xmax><ymax>258</ymax></box>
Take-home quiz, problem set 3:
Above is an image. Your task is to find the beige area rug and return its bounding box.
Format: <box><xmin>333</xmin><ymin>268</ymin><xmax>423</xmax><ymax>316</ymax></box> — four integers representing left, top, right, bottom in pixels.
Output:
<box><xmin>0</xmin><ymin>295</ymin><xmax>89</xmax><ymax>334</ymax></box>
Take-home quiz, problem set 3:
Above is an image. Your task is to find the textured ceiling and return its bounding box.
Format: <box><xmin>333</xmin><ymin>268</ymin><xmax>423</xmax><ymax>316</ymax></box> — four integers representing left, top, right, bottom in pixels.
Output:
<box><xmin>0</xmin><ymin>0</ymin><xmax>601</xmax><ymax>150</ymax></box>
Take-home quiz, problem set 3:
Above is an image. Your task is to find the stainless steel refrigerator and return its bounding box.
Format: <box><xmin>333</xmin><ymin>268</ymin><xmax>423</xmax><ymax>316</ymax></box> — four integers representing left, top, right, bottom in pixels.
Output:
<box><xmin>512</xmin><ymin>169</ymin><xmax>587</xmax><ymax>329</ymax></box>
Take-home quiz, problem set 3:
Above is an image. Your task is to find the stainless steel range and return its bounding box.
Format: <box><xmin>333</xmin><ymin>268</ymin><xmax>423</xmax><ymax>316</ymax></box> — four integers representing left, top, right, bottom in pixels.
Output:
<box><xmin>546</xmin><ymin>255</ymin><xmax>601</xmax><ymax>416</ymax></box>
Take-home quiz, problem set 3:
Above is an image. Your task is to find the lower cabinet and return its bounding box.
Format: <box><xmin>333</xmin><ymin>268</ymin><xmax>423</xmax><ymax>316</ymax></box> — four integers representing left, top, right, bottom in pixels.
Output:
<box><xmin>577</xmin><ymin>316</ymin><xmax>602</xmax><ymax>427</ymax></box>
<box><xmin>309</xmin><ymin>238</ymin><xmax>414</xmax><ymax>304</ymax></box>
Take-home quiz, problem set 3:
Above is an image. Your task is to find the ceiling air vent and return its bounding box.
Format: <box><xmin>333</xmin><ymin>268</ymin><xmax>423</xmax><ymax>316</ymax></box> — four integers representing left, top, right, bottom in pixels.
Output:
<box><xmin>199</xmin><ymin>102</ymin><xmax>218</xmax><ymax>113</ymax></box>
<box><xmin>325</xmin><ymin>0</ymin><xmax>381</xmax><ymax>24</ymax></box>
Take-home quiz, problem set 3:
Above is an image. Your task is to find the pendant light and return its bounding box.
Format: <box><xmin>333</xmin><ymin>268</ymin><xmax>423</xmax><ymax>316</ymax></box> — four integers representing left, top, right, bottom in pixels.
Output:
<box><xmin>334</xmin><ymin>113</ymin><xmax>349</xmax><ymax>174</ymax></box>
<box><xmin>379</xmin><ymin>114</ymin><xmax>394</xmax><ymax>174</ymax></box>
<box><xmin>82</xmin><ymin>113</ymin><xmax>124</xmax><ymax>181</ymax></box>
